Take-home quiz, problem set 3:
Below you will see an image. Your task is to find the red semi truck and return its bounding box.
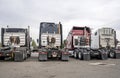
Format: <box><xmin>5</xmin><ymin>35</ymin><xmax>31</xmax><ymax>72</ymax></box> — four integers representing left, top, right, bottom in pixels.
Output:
<box><xmin>66</xmin><ymin>26</ymin><xmax>91</xmax><ymax>60</ymax></box>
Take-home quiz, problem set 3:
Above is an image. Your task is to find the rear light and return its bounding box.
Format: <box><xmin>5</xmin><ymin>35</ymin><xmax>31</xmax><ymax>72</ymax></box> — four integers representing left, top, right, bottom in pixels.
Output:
<box><xmin>39</xmin><ymin>52</ymin><xmax>47</xmax><ymax>54</ymax></box>
<box><xmin>62</xmin><ymin>52</ymin><xmax>69</xmax><ymax>55</ymax></box>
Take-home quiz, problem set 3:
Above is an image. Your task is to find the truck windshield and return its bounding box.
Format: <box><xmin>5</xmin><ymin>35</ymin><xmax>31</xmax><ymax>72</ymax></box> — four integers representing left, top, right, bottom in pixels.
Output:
<box><xmin>74</xmin><ymin>39</ymin><xmax>78</xmax><ymax>45</ymax></box>
<box><xmin>79</xmin><ymin>37</ymin><xmax>86</xmax><ymax>46</ymax></box>
<box><xmin>73</xmin><ymin>27</ymin><xmax>90</xmax><ymax>33</ymax></box>
<box><xmin>5</xmin><ymin>28</ymin><xmax>26</xmax><ymax>33</ymax></box>
<box><xmin>41</xmin><ymin>23</ymin><xmax>59</xmax><ymax>34</ymax></box>
<box><xmin>102</xmin><ymin>28</ymin><xmax>114</xmax><ymax>36</ymax></box>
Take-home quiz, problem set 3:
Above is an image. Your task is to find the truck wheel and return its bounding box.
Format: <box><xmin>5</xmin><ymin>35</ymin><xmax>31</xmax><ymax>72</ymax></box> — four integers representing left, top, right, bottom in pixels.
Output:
<box><xmin>27</xmin><ymin>54</ymin><xmax>31</xmax><ymax>58</ymax></box>
<box><xmin>74</xmin><ymin>51</ymin><xmax>77</xmax><ymax>59</ymax></box>
<box><xmin>24</xmin><ymin>52</ymin><xmax>27</xmax><ymax>60</ymax></box>
<box><xmin>109</xmin><ymin>51</ymin><xmax>115</xmax><ymax>58</ymax></box>
<box><xmin>78</xmin><ymin>52</ymin><xmax>82</xmax><ymax>60</ymax></box>
<box><xmin>22</xmin><ymin>52</ymin><xmax>25</xmax><ymax>61</ymax></box>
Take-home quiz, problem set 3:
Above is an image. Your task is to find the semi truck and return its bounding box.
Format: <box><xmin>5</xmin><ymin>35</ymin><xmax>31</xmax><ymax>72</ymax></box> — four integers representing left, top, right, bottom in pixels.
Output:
<box><xmin>114</xmin><ymin>42</ymin><xmax>120</xmax><ymax>58</ymax></box>
<box><xmin>90</xmin><ymin>27</ymin><xmax>116</xmax><ymax>60</ymax></box>
<box><xmin>66</xmin><ymin>26</ymin><xmax>117</xmax><ymax>60</ymax></box>
<box><xmin>0</xmin><ymin>26</ymin><xmax>31</xmax><ymax>61</ymax></box>
<box><xmin>66</xmin><ymin>26</ymin><xmax>91</xmax><ymax>60</ymax></box>
<box><xmin>91</xmin><ymin>27</ymin><xmax>120</xmax><ymax>59</ymax></box>
<box><xmin>38</xmin><ymin>22</ymin><xmax>69</xmax><ymax>61</ymax></box>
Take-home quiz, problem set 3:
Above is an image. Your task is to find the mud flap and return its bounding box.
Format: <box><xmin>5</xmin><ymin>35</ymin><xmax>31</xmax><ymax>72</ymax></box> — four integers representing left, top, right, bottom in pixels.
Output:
<box><xmin>61</xmin><ymin>54</ymin><xmax>69</xmax><ymax>61</ymax></box>
<box><xmin>115</xmin><ymin>53</ymin><xmax>120</xmax><ymax>59</ymax></box>
<box><xmin>14</xmin><ymin>51</ymin><xmax>24</xmax><ymax>62</ymax></box>
<box><xmin>0</xmin><ymin>57</ymin><xmax>5</xmax><ymax>60</ymax></box>
<box><xmin>27</xmin><ymin>50</ymin><xmax>31</xmax><ymax>58</ymax></box>
<box><xmin>82</xmin><ymin>53</ymin><xmax>90</xmax><ymax>61</ymax></box>
<box><xmin>38</xmin><ymin>54</ymin><xmax>47</xmax><ymax>61</ymax></box>
<box><xmin>100</xmin><ymin>53</ymin><xmax>108</xmax><ymax>60</ymax></box>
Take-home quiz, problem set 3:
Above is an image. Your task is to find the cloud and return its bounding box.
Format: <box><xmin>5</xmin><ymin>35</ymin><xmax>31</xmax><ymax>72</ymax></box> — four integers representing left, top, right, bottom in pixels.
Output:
<box><xmin>0</xmin><ymin>0</ymin><xmax>120</xmax><ymax>42</ymax></box>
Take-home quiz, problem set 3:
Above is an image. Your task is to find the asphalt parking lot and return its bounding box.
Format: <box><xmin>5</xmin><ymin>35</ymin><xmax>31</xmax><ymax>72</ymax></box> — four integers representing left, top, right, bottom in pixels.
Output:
<box><xmin>0</xmin><ymin>52</ymin><xmax>120</xmax><ymax>78</ymax></box>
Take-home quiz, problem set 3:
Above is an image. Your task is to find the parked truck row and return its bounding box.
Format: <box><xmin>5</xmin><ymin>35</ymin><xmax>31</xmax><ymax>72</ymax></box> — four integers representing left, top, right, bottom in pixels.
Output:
<box><xmin>0</xmin><ymin>22</ymin><xmax>120</xmax><ymax>62</ymax></box>
<box><xmin>66</xmin><ymin>26</ymin><xmax>120</xmax><ymax>60</ymax></box>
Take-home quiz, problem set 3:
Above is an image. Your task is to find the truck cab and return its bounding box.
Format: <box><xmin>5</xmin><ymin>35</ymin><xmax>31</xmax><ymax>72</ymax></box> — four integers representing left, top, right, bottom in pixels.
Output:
<box><xmin>66</xmin><ymin>26</ymin><xmax>91</xmax><ymax>60</ymax></box>
<box><xmin>0</xmin><ymin>27</ymin><xmax>31</xmax><ymax>61</ymax></box>
<box><xmin>91</xmin><ymin>27</ymin><xmax>116</xmax><ymax>59</ymax></box>
<box><xmin>38</xmin><ymin>22</ymin><xmax>69</xmax><ymax>61</ymax></box>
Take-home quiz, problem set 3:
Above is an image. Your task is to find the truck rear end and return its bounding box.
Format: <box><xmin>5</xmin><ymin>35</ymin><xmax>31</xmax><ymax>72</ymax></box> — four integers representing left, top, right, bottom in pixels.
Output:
<box><xmin>0</xmin><ymin>27</ymin><xmax>31</xmax><ymax>61</ymax></box>
<box><xmin>38</xmin><ymin>22</ymin><xmax>69</xmax><ymax>61</ymax></box>
<box><xmin>115</xmin><ymin>42</ymin><xmax>120</xmax><ymax>58</ymax></box>
<box><xmin>91</xmin><ymin>28</ymin><xmax>116</xmax><ymax>59</ymax></box>
<box><xmin>66</xmin><ymin>26</ymin><xmax>91</xmax><ymax>60</ymax></box>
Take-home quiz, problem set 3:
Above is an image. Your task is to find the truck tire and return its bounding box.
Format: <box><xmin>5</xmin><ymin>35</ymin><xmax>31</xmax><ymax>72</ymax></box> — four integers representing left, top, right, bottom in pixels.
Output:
<box><xmin>78</xmin><ymin>52</ymin><xmax>82</xmax><ymax>60</ymax></box>
<box><xmin>27</xmin><ymin>54</ymin><xmax>31</xmax><ymax>58</ymax></box>
<box><xmin>109</xmin><ymin>51</ymin><xmax>115</xmax><ymax>58</ymax></box>
<box><xmin>23</xmin><ymin>52</ymin><xmax>25</xmax><ymax>60</ymax></box>
<box><xmin>24</xmin><ymin>52</ymin><xmax>27</xmax><ymax>60</ymax></box>
<box><xmin>73</xmin><ymin>51</ymin><xmax>77</xmax><ymax>59</ymax></box>
<box><xmin>26</xmin><ymin>50</ymin><xmax>31</xmax><ymax>58</ymax></box>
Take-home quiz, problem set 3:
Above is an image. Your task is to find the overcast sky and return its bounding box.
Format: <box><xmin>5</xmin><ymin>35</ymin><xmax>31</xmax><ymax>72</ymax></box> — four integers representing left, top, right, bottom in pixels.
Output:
<box><xmin>0</xmin><ymin>0</ymin><xmax>120</xmax><ymax>42</ymax></box>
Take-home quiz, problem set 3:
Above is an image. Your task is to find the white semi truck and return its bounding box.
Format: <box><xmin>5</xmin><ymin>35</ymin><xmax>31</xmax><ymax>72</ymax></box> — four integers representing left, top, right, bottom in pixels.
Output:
<box><xmin>90</xmin><ymin>27</ymin><xmax>117</xmax><ymax>59</ymax></box>
<box><xmin>0</xmin><ymin>27</ymin><xmax>31</xmax><ymax>61</ymax></box>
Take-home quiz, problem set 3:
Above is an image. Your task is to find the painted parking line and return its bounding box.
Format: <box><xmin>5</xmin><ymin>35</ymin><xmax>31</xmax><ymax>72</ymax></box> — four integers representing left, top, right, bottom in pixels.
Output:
<box><xmin>89</xmin><ymin>62</ymin><xmax>116</xmax><ymax>66</ymax></box>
